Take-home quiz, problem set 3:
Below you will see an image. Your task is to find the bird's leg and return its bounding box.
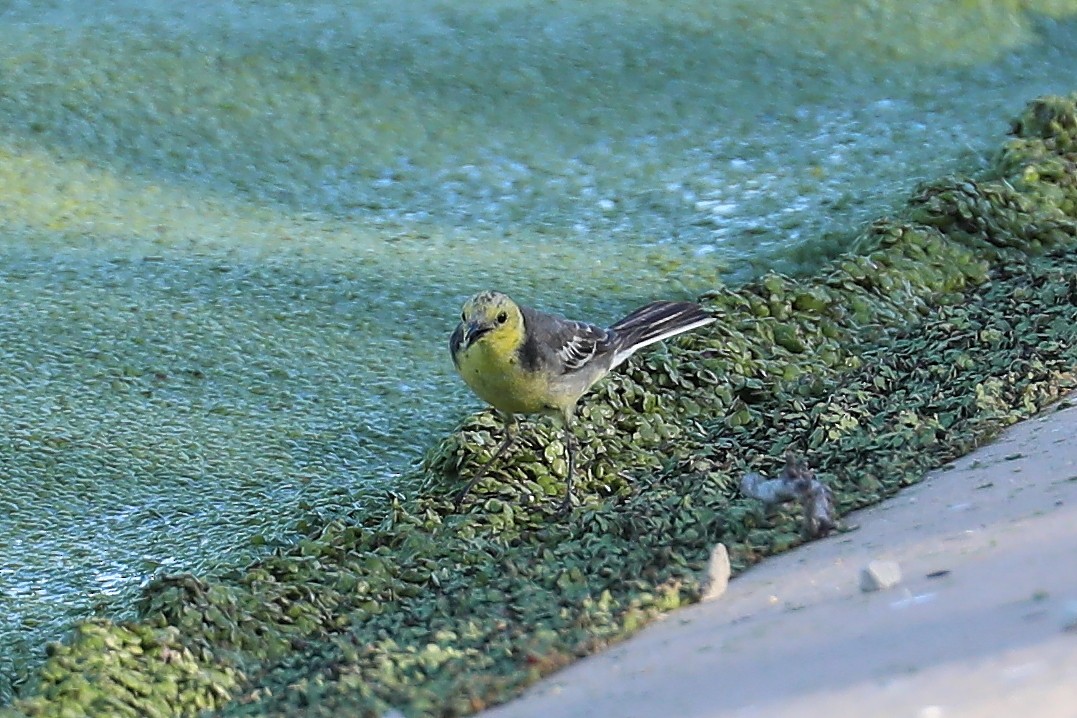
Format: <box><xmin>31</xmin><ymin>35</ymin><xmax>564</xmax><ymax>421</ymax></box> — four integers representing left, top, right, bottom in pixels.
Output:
<box><xmin>556</xmin><ymin>421</ymin><xmax>575</xmax><ymax>515</ymax></box>
<box><xmin>454</xmin><ymin>414</ymin><xmax>517</xmax><ymax>509</ymax></box>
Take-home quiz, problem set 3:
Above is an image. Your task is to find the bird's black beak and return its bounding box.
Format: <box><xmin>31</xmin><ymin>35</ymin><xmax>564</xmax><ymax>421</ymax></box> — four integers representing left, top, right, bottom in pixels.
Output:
<box><xmin>464</xmin><ymin>321</ymin><xmax>492</xmax><ymax>348</ymax></box>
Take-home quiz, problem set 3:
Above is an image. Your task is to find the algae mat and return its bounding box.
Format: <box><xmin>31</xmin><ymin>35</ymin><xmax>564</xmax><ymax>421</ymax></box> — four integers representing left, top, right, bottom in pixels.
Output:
<box><xmin>3</xmin><ymin>0</ymin><xmax>1077</xmax><ymax>275</ymax></box>
<box><xmin>3</xmin><ymin>94</ymin><xmax>1075</xmax><ymax>717</ymax></box>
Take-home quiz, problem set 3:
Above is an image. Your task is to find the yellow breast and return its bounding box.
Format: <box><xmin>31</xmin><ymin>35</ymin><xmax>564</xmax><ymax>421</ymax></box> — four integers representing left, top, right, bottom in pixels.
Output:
<box><xmin>454</xmin><ymin>340</ymin><xmax>554</xmax><ymax>416</ymax></box>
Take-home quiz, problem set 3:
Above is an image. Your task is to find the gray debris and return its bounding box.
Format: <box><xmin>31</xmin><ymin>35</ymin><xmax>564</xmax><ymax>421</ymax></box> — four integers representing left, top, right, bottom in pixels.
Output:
<box><xmin>740</xmin><ymin>453</ymin><xmax>837</xmax><ymax>538</ymax></box>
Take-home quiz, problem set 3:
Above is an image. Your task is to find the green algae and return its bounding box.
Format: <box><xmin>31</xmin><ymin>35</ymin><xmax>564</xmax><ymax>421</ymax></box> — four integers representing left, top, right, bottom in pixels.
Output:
<box><xmin>14</xmin><ymin>622</ymin><xmax>239</xmax><ymax>718</ymax></box>
<box><xmin>3</xmin><ymin>92</ymin><xmax>1076</xmax><ymax>717</ymax></box>
<box><xmin>3</xmin><ymin>2</ymin><xmax>1077</xmax><ymax>277</ymax></box>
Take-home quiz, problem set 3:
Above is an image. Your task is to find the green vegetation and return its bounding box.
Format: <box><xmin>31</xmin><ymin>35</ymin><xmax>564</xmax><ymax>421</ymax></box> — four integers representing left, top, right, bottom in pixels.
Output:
<box><xmin>3</xmin><ymin>93</ymin><xmax>1075</xmax><ymax>717</ymax></box>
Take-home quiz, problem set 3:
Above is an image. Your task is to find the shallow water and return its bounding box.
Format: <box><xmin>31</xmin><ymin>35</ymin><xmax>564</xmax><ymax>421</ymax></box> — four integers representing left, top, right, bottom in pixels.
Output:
<box><xmin>1</xmin><ymin>0</ymin><xmax>1076</xmax><ymax>700</ymax></box>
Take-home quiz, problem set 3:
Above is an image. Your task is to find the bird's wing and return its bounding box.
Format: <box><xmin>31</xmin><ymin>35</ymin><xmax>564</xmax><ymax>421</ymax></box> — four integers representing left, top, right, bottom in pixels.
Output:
<box><xmin>553</xmin><ymin>320</ymin><xmax>612</xmax><ymax>373</ymax></box>
<box><xmin>520</xmin><ymin>306</ymin><xmax>614</xmax><ymax>375</ymax></box>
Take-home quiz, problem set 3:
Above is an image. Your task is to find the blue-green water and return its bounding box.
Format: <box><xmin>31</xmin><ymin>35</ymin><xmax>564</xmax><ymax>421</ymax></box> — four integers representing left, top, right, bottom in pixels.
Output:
<box><xmin>1</xmin><ymin>0</ymin><xmax>1076</xmax><ymax>701</ymax></box>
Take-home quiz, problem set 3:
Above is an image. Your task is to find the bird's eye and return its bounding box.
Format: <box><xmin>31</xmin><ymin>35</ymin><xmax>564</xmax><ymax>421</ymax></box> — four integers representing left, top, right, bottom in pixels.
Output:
<box><xmin>460</xmin><ymin>311</ymin><xmax>466</xmax><ymax>322</ymax></box>
<box><xmin>496</xmin><ymin>311</ymin><xmax>508</xmax><ymax>324</ymax></box>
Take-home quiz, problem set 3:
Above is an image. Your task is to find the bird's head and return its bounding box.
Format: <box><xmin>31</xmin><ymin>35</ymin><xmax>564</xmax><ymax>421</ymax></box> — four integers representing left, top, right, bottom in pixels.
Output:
<box><xmin>451</xmin><ymin>290</ymin><xmax>525</xmax><ymax>356</ymax></box>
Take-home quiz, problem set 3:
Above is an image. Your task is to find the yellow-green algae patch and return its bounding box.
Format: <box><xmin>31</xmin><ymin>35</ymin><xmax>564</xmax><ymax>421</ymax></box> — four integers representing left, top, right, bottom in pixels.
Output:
<box><xmin>4</xmin><ymin>94</ymin><xmax>1075</xmax><ymax>718</ymax></box>
<box><xmin>3</xmin><ymin>2</ymin><xmax>1077</xmax><ymax>277</ymax></box>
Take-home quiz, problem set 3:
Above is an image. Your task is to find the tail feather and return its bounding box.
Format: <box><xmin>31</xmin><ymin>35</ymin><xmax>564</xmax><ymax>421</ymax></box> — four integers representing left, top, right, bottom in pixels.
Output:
<box><xmin>608</xmin><ymin>301</ymin><xmax>714</xmax><ymax>368</ymax></box>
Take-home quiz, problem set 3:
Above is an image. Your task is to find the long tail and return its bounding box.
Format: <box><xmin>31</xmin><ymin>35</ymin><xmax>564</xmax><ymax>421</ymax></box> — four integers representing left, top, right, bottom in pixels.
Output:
<box><xmin>607</xmin><ymin>301</ymin><xmax>714</xmax><ymax>369</ymax></box>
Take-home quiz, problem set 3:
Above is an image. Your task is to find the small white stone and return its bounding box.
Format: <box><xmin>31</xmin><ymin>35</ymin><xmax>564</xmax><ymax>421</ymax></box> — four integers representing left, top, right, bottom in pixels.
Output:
<box><xmin>860</xmin><ymin>560</ymin><xmax>902</xmax><ymax>592</ymax></box>
<box><xmin>701</xmin><ymin>543</ymin><xmax>731</xmax><ymax>602</ymax></box>
<box><xmin>597</xmin><ymin>198</ymin><xmax>617</xmax><ymax>212</ymax></box>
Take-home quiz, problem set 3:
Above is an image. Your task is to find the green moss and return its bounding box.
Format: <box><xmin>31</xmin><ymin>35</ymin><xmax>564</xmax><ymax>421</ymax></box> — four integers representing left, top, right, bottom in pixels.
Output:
<box><xmin>5</xmin><ymin>622</ymin><xmax>239</xmax><ymax>718</ymax></box>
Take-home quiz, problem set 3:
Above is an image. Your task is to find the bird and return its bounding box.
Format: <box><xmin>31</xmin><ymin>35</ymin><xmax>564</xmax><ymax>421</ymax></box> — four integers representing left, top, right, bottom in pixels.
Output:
<box><xmin>449</xmin><ymin>290</ymin><xmax>714</xmax><ymax>512</ymax></box>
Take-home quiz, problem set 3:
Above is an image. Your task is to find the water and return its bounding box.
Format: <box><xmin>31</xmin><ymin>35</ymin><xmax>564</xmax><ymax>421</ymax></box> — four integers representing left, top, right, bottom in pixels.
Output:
<box><xmin>1</xmin><ymin>0</ymin><xmax>1076</xmax><ymax>701</ymax></box>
